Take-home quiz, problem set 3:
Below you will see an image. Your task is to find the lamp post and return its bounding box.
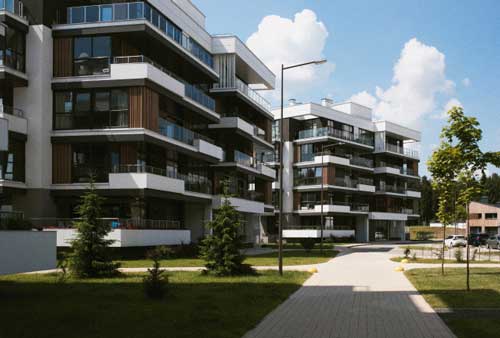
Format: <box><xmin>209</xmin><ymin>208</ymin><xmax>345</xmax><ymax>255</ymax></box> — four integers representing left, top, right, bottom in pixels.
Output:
<box><xmin>320</xmin><ymin>142</ymin><xmax>344</xmax><ymax>253</ymax></box>
<box><xmin>279</xmin><ymin>59</ymin><xmax>327</xmax><ymax>276</ymax></box>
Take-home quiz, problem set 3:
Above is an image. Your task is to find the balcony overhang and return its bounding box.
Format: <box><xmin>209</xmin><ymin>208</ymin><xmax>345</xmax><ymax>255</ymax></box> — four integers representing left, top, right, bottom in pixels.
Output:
<box><xmin>283</xmin><ymin>229</ymin><xmax>355</xmax><ymax>239</ymax></box>
<box><xmin>52</xmin><ymin>62</ymin><xmax>220</xmax><ymax>123</ymax></box>
<box><xmin>212</xmin><ymin>162</ymin><xmax>275</xmax><ymax>181</ymax></box>
<box><xmin>212</xmin><ymin>195</ymin><xmax>265</xmax><ymax>214</ymax></box>
<box><xmin>368</xmin><ymin>212</ymin><xmax>408</xmax><ymax>221</ymax></box>
<box><xmin>51</xmin><ymin>128</ymin><xmax>223</xmax><ymax>163</ymax></box>
<box><xmin>294</xmin><ymin>135</ymin><xmax>374</xmax><ymax>150</ymax></box>
<box><xmin>0</xmin><ymin>112</ymin><xmax>27</xmax><ymax>134</ymax></box>
<box><xmin>209</xmin><ymin>89</ymin><xmax>273</xmax><ymax>120</ymax></box>
<box><xmin>208</xmin><ymin>117</ymin><xmax>273</xmax><ymax>150</ymax></box>
<box><xmin>294</xmin><ymin>155</ymin><xmax>374</xmax><ymax>172</ymax></box>
<box><xmin>0</xmin><ymin>66</ymin><xmax>28</xmax><ymax>87</ymax></box>
<box><xmin>52</xmin><ymin>20</ymin><xmax>219</xmax><ymax>82</ymax></box>
<box><xmin>0</xmin><ymin>10</ymin><xmax>29</xmax><ymax>32</ymax></box>
<box><xmin>296</xmin><ymin>204</ymin><xmax>369</xmax><ymax>215</ymax></box>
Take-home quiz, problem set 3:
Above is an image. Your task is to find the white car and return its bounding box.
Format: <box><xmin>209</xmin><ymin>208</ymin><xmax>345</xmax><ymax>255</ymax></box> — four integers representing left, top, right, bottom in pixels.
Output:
<box><xmin>444</xmin><ymin>235</ymin><xmax>467</xmax><ymax>248</ymax></box>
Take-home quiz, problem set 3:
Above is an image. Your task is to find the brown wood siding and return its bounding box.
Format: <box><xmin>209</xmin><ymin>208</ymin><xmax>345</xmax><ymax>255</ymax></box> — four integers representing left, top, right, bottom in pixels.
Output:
<box><xmin>323</xmin><ymin>166</ymin><xmax>335</xmax><ymax>185</ymax></box>
<box><xmin>120</xmin><ymin>144</ymin><xmax>137</xmax><ymax>166</ymax></box>
<box><xmin>294</xmin><ymin>145</ymin><xmax>300</xmax><ymax>163</ymax></box>
<box><xmin>293</xmin><ymin>192</ymin><xmax>300</xmax><ymax>210</ymax></box>
<box><xmin>53</xmin><ymin>38</ymin><xmax>73</xmax><ymax>77</ymax></box>
<box><xmin>129</xmin><ymin>87</ymin><xmax>159</xmax><ymax>131</ymax></box>
<box><xmin>52</xmin><ymin>144</ymin><xmax>72</xmax><ymax>184</ymax></box>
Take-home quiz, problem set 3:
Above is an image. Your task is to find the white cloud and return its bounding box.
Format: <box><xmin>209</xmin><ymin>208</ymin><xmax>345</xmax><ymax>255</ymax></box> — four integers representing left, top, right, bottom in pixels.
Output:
<box><xmin>349</xmin><ymin>91</ymin><xmax>377</xmax><ymax>109</ymax></box>
<box><xmin>462</xmin><ymin>77</ymin><xmax>471</xmax><ymax>87</ymax></box>
<box><xmin>430</xmin><ymin>98</ymin><xmax>463</xmax><ymax>120</ymax></box>
<box><xmin>246</xmin><ymin>9</ymin><xmax>334</xmax><ymax>99</ymax></box>
<box><xmin>350</xmin><ymin>38</ymin><xmax>455</xmax><ymax>129</ymax></box>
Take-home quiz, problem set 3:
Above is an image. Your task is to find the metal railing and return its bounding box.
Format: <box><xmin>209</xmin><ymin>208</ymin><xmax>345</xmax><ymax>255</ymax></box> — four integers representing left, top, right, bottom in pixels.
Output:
<box><xmin>55</xmin><ymin>109</ymin><xmax>128</xmax><ymax>130</ymax></box>
<box><xmin>112</xmin><ymin>164</ymin><xmax>186</xmax><ymax>181</ymax></box>
<box><xmin>64</xmin><ymin>2</ymin><xmax>214</xmax><ymax>69</ymax></box>
<box><xmin>297</xmin><ymin>127</ymin><xmax>374</xmax><ymax>146</ymax></box>
<box><xmin>32</xmin><ymin>217</ymin><xmax>182</xmax><ymax>230</ymax></box>
<box><xmin>0</xmin><ymin>103</ymin><xmax>25</xmax><ymax>118</ymax></box>
<box><xmin>357</xmin><ymin>177</ymin><xmax>374</xmax><ymax>186</ymax></box>
<box><xmin>113</xmin><ymin>55</ymin><xmax>216</xmax><ymax>111</ymax></box>
<box><xmin>377</xmin><ymin>184</ymin><xmax>406</xmax><ymax>194</ymax></box>
<box><xmin>351</xmin><ymin>203</ymin><xmax>370</xmax><ymax>212</ymax></box>
<box><xmin>213</xmin><ymin>77</ymin><xmax>271</xmax><ymax>112</ymax></box>
<box><xmin>333</xmin><ymin>177</ymin><xmax>358</xmax><ymax>188</ymax></box>
<box><xmin>294</xmin><ymin>176</ymin><xmax>322</xmax><ymax>186</ymax></box>
<box><xmin>350</xmin><ymin>156</ymin><xmax>374</xmax><ymax>168</ymax></box>
<box><xmin>234</xmin><ymin>150</ymin><xmax>256</xmax><ymax>168</ymax></box>
<box><xmin>0</xmin><ymin>0</ymin><xmax>24</xmax><ymax>18</ymax></box>
<box><xmin>385</xmin><ymin>143</ymin><xmax>419</xmax><ymax>159</ymax></box>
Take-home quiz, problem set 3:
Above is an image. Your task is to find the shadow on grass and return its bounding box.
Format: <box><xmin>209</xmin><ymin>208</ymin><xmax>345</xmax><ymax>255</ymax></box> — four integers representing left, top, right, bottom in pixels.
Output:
<box><xmin>0</xmin><ymin>271</ymin><xmax>307</xmax><ymax>338</ymax></box>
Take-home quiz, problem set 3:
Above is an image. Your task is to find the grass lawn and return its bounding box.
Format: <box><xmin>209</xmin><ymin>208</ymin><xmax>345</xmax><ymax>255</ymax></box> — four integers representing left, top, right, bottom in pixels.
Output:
<box><xmin>261</xmin><ymin>242</ymin><xmax>351</xmax><ymax>249</ymax></box>
<box><xmin>0</xmin><ymin>271</ymin><xmax>310</xmax><ymax>338</ymax></box>
<box><xmin>399</xmin><ymin>245</ymin><xmax>449</xmax><ymax>251</ymax></box>
<box><xmin>119</xmin><ymin>250</ymin><xmax>338</xmax><ymax>268</ymax></box>
<box><xmin>391</xmin><ymin>256</ymin><xmax>500</xmax><ymax>264</ymax></box>
<box><xmin>405</xmin><ymin>268</ymin><xmax>500</xmax><ymax>338</ymax></box>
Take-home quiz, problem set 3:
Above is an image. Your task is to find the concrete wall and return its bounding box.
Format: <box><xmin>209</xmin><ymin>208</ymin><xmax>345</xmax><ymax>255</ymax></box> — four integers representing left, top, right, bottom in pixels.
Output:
<box><xmin>45</xmin><ymin>229</ymin><xmax>191</xmax><ymax>247</ymax></box>
<box><xmin>0</xmin><ymin>231</ymin><xmax>56</xmax><ymax>275</ymax></box>
<box><xmin>184</xmin><ymin>203</ymin><xmax>210</xmax><ymax>242</ymax></box>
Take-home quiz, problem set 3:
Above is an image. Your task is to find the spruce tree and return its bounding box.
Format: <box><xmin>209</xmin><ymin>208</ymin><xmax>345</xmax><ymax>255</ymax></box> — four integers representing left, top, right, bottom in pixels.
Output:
<box><xmin>70</xmin><ymin>180</ymin><xmax>120</xmax><ymax>278</ymax></box>
<box><xmin>199</xmin><ymin>181</ymin><xmax>246</xmax><ymax>276</ymax></box>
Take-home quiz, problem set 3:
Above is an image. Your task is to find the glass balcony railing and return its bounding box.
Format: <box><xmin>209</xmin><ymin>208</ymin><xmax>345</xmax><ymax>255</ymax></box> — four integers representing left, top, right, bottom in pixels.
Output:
<box><xmin>159</xmin><ymin>118</ymin><xmax>214</xmax><ymax>146</ymax></box>
<box><xmin>0</xmin><ymin>49</ymin><xmax>25</xmax><ymax>73</ymax></box>
<box><xmin>294</xmin><ymin>177</ymin><xmax>322</xmax><ymax>186</ymax></box>
<box><xmin>32</xmin><ymin>217</ymin><xmax>183</xmax><ymax>230</ymax></box>
<box><xmin>297</xmin><ymin>127</ymin><xmax>375</xmax><ymax>146</ymax></box>
<box><xmin>349</xmin><ymin>156</ymin><xmax>374</xmax><ymax>168</ymax></box>
<box><xmin>184</xmin><ymin>83</ymin><xmax>216</xmax><ymax>111</ymax></box>
<box><xmin>0</xmin><ymin>103</ymin><xmax>24</xmax><ymax>118</ymax></box>
<box><xmin>385</xmin><ymin>143</ymin><xmax>419</xmax><ymax>158</ymax></box>
<box><xmin>64</xmin><ymin>2</ymin><xmax>214</xmax><ymax>69</ymax></box>
<box><xmin>0</xmin><ymin>0</ymin><xmax>24</xmax><ymax>17</ymax></box>
<box><xmin>234</xmin><ymin>150</ymin><xmax>256</xmax><ymax>168</ymax></box>
<box><xmin>213</xmin><ymin>77</ymin><xmax>271</xmax><ymax>112</ymax></box>
<box><xmin>376</xmin><ymin>184</ymin><xmax>406</xmax><ymax>194</ymax></box>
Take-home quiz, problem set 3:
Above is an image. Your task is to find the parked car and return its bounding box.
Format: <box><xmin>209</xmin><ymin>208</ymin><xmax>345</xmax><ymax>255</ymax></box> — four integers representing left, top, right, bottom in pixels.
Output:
<box><xmin>444</xmin><ymin>235</ymin><xmax>467</xmax><ymax>248</ymax></box>
<box><xmin>468</xmin><ymin>233</ymin><xmax>489</xmax><ymax>246</ymax></box>
<box><xmin>486</xmin><ymin>235</ymin><xmax>500</xmax><ymax>249</ymax></box>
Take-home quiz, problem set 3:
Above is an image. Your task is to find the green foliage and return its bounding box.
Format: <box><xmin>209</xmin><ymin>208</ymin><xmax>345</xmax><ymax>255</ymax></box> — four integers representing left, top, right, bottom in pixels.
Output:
<box><xmin>454</xmin><ymin>248</ymin><xmax>463</xmax><ymax>263</ymax></box>
<box><xmin>69</xmin><ymin>180</ymin><xmax>120</xmax><ymax>278</ymax></box>
<box><xmin>56</xmin><ymin>255</ymin><xmax>69</xmax><ymax>284</ymax></box>
<box><xmin>0</xmin><ymin>217</ymin><xmax>33</xmax><ymax>230</ymax></box>
<box><xmin>199</xmin><ymin>182</ymin><xmax>247</xmax><ymax>276</ymax></box>
<box><xmin>420</xmin><ymin>176</ymin><xmax>438</xmax><ymax>225</ymax></box>
<box><xmin>299</xmin><ymin>238</ymin><xmax>316</xmax><ymax>252</ymax></box>
<box><xmin>482</xmin><ymin>173</ymin><xmax>500</xmax><ymax>204</ymax></box>
<box><xmin>143</xmin><ymin>246</ymin><xmax>172</xmax><ymax>299</ymax></box>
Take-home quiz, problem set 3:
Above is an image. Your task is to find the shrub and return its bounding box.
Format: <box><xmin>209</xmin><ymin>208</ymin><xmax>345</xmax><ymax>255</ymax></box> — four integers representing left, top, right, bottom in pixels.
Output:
<box><xmin>56</xmin><ymin>256</ymin><xmax>69</xmax><ymax>284</ymax></box>
<box><xmin>412</xmin><ymin>253</ymin><xmax>417</xmax><ymax>261</ymax></box>
<box><xmin>300</xmin><ymin>238</ymin><xmax>316</xmax><ymax>252</ymax></box>
<box><xmin>0</xmin><ymin>217</ymin><xmax>32</xmax><ymax>230</ymax></box>
<box><xmin>143</xmin><ymin>246</ymin><xmax>172</xmax><ymax>300</ymax></box>
<box><xmin>454</xmin><ymin>248</ymin><xmax>463</xmax><ymax>262</ymax></box>
<box><xmin>472</xmin><ymin>248</ymin><xmax>478</xmax><ymax>261</ymax></box>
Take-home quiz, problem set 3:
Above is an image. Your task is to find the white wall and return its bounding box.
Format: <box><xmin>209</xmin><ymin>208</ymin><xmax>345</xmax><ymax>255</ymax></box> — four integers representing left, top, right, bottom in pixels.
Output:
<box><xmin>0</xmin><ymin>231</ymin><xmax>56</xmax><ymax>275</ymax></box>
<box><xmin>45</xmin><ymin>229</ymin><xmax>191</xmax><ymax>247</ymax></box>
<box><xmin>15</xmin><ymin>25</ymin><xmax>53</xmax><ymax>189</ymax></box>
<box><xmin>283</xmin><ymin>229</ymin><xmax>355</xmax><ymax>239</ymax></box>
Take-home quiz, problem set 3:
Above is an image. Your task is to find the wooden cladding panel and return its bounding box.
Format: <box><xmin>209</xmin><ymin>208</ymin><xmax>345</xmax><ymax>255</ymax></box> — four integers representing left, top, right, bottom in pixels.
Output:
<box><xmin>52</xmin><ymin>144</ymin><xmax>72</xmax><ymax>184</ymax></box>
<box><xmin>323</xmin><ymin>166</ymin><xmax>335</xmax><ymax>185</ymax></box>
<box><xmin>293</xmin><ymin>191</ymin><xmax>300</xmax><ymax>210</ymax></box>
<box><xmin>53</xmin><ymin>38</ymin><xmax>73</xmax><ymax>77</ymax></box>
<box><xmin>129</xmin><ymin>87</ymin><xmax>159</xmax><ymax>131</ymax></box>
<box><xmin>120</xmin><ymin>144</ymin><xmax>137</xmax><ymax>165</ymax></box>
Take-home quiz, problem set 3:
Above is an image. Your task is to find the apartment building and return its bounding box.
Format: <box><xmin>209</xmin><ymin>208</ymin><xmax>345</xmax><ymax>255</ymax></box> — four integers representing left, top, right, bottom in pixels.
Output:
<box><xmin>0</xmin><ymin>0</ymin><xmax>275</xmax><ymax>246</ymax></box>
<box><xmin>267</xmin><ymin>99</ymin><xmax>421</xmax><ymax>242</ymax></box>
<box><xmin>468</xmin><ymin>201</ymin><xmax>500</xmax><ymax>236</ymax></box>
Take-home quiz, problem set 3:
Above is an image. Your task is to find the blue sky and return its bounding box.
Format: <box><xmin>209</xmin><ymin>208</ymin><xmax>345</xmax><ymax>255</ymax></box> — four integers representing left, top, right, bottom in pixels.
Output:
<box><xmin>195</xmin><ymin>0</ymin><xmax>500</xmax><ymax>176</ymax></box>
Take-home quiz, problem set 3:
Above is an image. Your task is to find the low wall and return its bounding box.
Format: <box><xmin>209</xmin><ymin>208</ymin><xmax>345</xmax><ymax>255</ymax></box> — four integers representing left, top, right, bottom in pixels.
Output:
<box><xmin>0</xmin><ymin>231</ymin><xmax>56</xmax><ymax>275</ymax></box>
<box><xmin>44</xmin><ymin>229</ymin><xmax>191</xmax><ymax>247</ymax></box>
<box><xmin>283</xmin><ymin>229</ymin><xmax>355</xmax><ymax>239</ymax></box>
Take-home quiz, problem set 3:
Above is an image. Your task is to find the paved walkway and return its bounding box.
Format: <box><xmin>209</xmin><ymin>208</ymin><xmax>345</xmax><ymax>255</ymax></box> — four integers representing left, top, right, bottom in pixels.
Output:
<box><xmin>242</xmin><ymin>244</ymin><xmax>457</xmax><ymax>338</ymax></box>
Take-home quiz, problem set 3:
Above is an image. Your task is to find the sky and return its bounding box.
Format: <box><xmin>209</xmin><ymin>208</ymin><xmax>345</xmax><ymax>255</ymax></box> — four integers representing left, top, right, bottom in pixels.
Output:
<box><xmin>194</xmin><ymin>0</ymin><xmax>500</xmax><ymax>176</ymax></box>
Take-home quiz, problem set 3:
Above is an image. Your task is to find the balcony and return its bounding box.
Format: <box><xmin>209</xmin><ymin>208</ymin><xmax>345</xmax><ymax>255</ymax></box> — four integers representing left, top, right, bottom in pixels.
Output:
<box><xmin>0</xmin><ymin>0</ymin><xmax>28</xmax><ymax>27</ymax></box>
<box><xmin>296</xmin><ymin>153</ymin><xmax>374</xmax><ymax>171</ymax></box>
<box><xmin>383</xmin><ymin>143</ymin><xmax>419</xmax><ymax>159</ymax></box>
<box><xmin>374</xmin><ymin>162</ymin><xmax>419</xmax><ymax>177</ymax></box>
<box><xmin>297</xmin><ymin>202</ymin><xmax>370</xmax><ymax>214</ymax></box>
<box><xmin>0</xmin><ymin>103</ymin><xmax>26</xmax><ymax>134</ymax></box>
<box><xmin>208</xmin><ymin>116</ymin><xmax>273</xmax><ymax>149</ymax></box>
<box><xmin>217</xmin><ymin>150</ymin><xmax>275</xmax><ymax>180</ymax></box>
<box><xmin>297</xmin><ymin>127</ymin><xmax>374</xmax><ymax>147</ymax></box>
<box><xmin>212</xmin><ymin>77</ymin><xmax>271</xmax><ymax>115</ymax></box>
<box><xmin>62</xmin><ymin>2</ymin><xmax>214</xmax><ymax>71</ymax></box>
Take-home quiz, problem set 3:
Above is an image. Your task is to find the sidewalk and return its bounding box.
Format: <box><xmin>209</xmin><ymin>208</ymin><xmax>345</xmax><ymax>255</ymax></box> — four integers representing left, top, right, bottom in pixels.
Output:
<box><xmin>242</xmin><ymin>245</ymin><xmax>457</xmax><ymax>338</ymax></box>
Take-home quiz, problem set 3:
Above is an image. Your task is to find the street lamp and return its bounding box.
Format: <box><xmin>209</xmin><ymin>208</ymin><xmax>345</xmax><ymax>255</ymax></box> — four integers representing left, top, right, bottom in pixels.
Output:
<box><xmin>279</xmin><ymin>59</ymin><xmax>327</xmax><ymax>276</ymax></box>
<box><xmin>320</xmin><ymin>142</ymin><xmax>344</xmax><ymax>253</ymax></box>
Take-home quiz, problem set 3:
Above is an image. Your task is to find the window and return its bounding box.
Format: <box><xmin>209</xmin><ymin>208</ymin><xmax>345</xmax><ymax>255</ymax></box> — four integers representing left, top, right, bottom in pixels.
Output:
<box><xmin>54</xmin><ymin>92</ymin><xmax>73</xmax><ymax>129</ymax></box>
<box><xmin>0</xmin><ymin>137</ymin><xmax>24</xmax><ymax>182</ymax></box>
<box><xmin>300</xmin><ymin>144</ymin><xmax>314</xmax><ymax>162</ymax></box>
<box><xmin>73</xmin><ymin>36</ymin><xmax>111</xmax><ymax>76</ymax></box>
<box><xmin>469</xmin><ymin>213</ymin><xmax>482</xmax><ymax>219</ymax></box>
<box><xmin>1</xmin><ymin>25</ymin><xmax>25</xmax><ymax>72</ymax></box>
<box><xmin>485</xmin><ymin>213</ymin><xmax>498</xmax><ymax>220</ymax></box>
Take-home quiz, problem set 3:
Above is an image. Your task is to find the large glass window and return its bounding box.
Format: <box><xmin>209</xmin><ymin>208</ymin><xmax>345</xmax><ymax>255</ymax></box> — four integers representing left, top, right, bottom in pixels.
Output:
<box><xmin>54</xmin><ymin>89</ymin><xmax>128</xmax><ymax>130</ymax></box>
<box><xmin>0</xmin><ymin>25</ymin><xmax>25</xmax><ymax>72</ymax></box>
<box><xmin>72</xmin><ymin>144</ymin><xmax>110</xmax><ymax>183</ymax></box>
<box><xmin>0</xmin><ymin>137</ymin><xmax>24</xmax><ymax>182</ymax></box>
<box><xmin>73</xmin><ymin>36</ymin><xmax>111</xmax><ymax>76</ymax></box>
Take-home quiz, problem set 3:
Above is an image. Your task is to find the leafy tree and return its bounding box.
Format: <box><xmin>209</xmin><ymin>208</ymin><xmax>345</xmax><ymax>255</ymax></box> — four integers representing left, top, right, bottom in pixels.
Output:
<box><xmin>199</xmin><ymin>182</ymin><xmax>247</xmax><ymax>276</ymax></box>
<box><xmin>420</xmin><ymin>176</ymin><xmax>438</xmax><ymax>225</ymax></box>
<box><xmin>428</xmin><ymin>107</ymin><xmax>500</xmax><ymax>289</ymax></box>
<box><xmin>70</xmin><ymin>180</ymin><xmax>120</xmax><ymax>278</ymax></box>
<box><xmin>482</xmin><ymin>173</ymin><xmax>500</xmax><ymax>203</ymax></box>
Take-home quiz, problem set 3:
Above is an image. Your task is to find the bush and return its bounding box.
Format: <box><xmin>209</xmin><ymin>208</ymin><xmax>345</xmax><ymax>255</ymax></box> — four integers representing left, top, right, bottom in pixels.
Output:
<box><xmin>0</xmin><ymin>217</ymin><xmax>33</xmax><ymax>230</ymax></box>
<box><xmin>300</xmin><ymin>238</ymin><xmax>316</xmax><ymax>252</ymax></box>
<box><xmin>454</xmin><ymin>248</ymin><xmax>463</xmax><ymax>262</ymax></box>
<box><xmin>143</xmin><ymin>246</ymin><xmax>172</xmax><ymax>300</ymax></box>
<box><xmin>404</xmin><ymin>248</ymin><xmax>411</xmax><ymax>258</ymax></box>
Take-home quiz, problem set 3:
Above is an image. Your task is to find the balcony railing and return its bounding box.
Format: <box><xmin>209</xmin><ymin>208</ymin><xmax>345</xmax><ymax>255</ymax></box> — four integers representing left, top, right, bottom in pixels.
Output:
<box><xmin>294</xmin><ymin>177</ymin><xmax>322</xmax><ymax>186</ymax></box>
<box><xmin>350</xmin><ymin>156</ymin><xmax>374</xmax><ymax>168</ymax></box>
<box><xmin>55</xmin><ymin>109</ymin><xmax>128</xmax><ymax>130</ymax></box>
<box><xmin>213</xmin><ymin>77</ymin><xmax>271</xmax><ymax>112</ymax></box>
<box><xmin>385</xmin><ymin>143</ymin><xmax>419</xmax><ymax>159</ymax></box>
<box><xmin>377</xmin><ymin>185</ymin><xmax>406</xmax><ymax>194</ymax></box>
<box><xmin>158</xmin><ymin>118</ymin><xmax>214</xmax><ymax>146</ymax></box>
<box><xmin>234</xmin><ymin>150</ymin><xmax>256</xmax><ymax>168</ymax></box>
<box><xmin>113</xmin><ymin>55</ymin><xmax>216</xmax><ymax>112</ymax></box>
<box><xmin>0</xmin><ymin>0</ymin><xmax>24</xmax><ymax>18</ymax></box>
<box><xmin>33</xmin><ymin>217</ymin><xmax>183</xmax><ymax>230</ymax></box>
<box><xmin>357</xmin><ymin>177</ymin><xmax>374</xmax><ymax>186</ymax></box>
<box><xmin>0</xmin><ymin>103</ymin><xmax>24</xmax><ymax>118</ymax></box>
<box><xmin>401</xmin><ymin>167</ymin><xmax>418</xmax><ymax>176</ymax></box>
<box><xmin>64</xmin><ymin>2</ymin><xmax>214</xmax><ymax>69</ymax></box>
<box><xmin>333</xmin><ymin>177</ymin><xmax>358</xmax><ymax>188</ymax></box>
<box><xmin>297</xmin><ymin>127</ymin><xmax>374</xmax><ymax>146</ymax></box>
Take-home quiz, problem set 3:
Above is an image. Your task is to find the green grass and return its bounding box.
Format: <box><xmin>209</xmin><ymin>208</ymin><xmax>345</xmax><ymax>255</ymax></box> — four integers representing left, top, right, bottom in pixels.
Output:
<box><xmin>405</xmin><ymin>268</ymin><xmax>500</xmax><ymax>338</ymax></box>
<box><xmin>391</xmin><ymin>256</ymin><xmax>500</xmax><ymax>264</ymax></box>
<box><xmin>399</xmin><ymin>245</ymin><xmax>449</xmax><ymax>251</ymax></box>
<box><xmin>261</xmin><ymin>242</ymin><xmax>351</xmax><ymax>249</ymax></box>
<box><xmin>119</xmin><ymin>250</ymin><xmax>338</xmax><ymax>268</ymax></box>
<box><xmin>0</xmin><ymin>271</ymin><xmax>310</xmax><ymax>338</ymax></box>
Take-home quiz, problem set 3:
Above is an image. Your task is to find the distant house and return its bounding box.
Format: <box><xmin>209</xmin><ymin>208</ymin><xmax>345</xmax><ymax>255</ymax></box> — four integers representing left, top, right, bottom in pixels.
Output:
<box><xmin>468</xmin><ymin>201</ymin><xmax>500</xmax><ymax>235</ymax></box>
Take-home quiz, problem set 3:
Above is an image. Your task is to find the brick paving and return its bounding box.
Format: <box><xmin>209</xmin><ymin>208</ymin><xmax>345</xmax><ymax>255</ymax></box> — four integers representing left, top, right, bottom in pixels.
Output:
<box><xmin>243</xmin><ymin>244</ymin><xmax>456</xmax><ymax>338</ymax></box>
